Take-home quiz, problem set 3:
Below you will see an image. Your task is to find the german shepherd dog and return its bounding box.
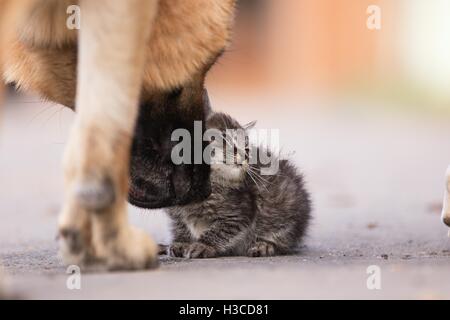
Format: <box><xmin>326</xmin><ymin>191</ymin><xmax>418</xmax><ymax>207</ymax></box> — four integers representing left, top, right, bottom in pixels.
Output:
<box><xmin>0</xmin><ymin>0</ymin><xmax>236</xmax><ymax>270</ymax></box>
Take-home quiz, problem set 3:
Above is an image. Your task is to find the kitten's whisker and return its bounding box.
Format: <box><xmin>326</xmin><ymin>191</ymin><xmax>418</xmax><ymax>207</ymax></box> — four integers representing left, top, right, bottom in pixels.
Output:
<box><xmin>246</xmin><ymin>170</ymin><xmax>270</xmax><ymax>192</ymax></box>
<box><xmin>246</xmin><ymin>167</ymin><xmax>274</xmax><ymax>187</ymax></box>
<box><xmin>248</xmin><ymin>169</ymin><xmax>271</xmax><ymax>183</ymax></box>
<box><xmin>246</xmin><ymin>170</ymin><xmax>261</xmax><ymax>189</ymax></box>
<box><xmin>250</xmin><ymin>173</ymin><xmax>272</xmax><ymax>188</ymax></box>
<box><xmin>249</xmin><ymin>164</ymin><xmax>288</xmax><ymax>178</ymax></box>
<box><xmin>222</xmin><ymin>152</ymin><xmax>237</xmax><ymax>164</ymax></box>
<box><xmin>253</xmin><ymin>174</ymin><xmax>270</xmax><ymax>192</ymax></box>
<box><xmin>27</xmin><ymin>103</ymin><xmax>58</xmax><ymax>125</ymax></box>
<box><xmin>223</xmin><ymin>138</ymin><xmax>234</xmax><ymax>150</ymax></box>
<box><xmin>41</xmin><ymin>105</ymin><xmax>63</xmax><ymax>128</ymax></box>
<box><xmin>221</xmin><ymin>117</ymin><xmax>229</xmax><ymax>131</ymax></box>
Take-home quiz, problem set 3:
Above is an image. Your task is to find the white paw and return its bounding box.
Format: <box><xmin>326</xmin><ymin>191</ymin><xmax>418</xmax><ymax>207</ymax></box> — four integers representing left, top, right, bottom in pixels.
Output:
<box><xmin>58</xmin><ymin>207</ymin><xmax>158</xmax><ymax>271</ymax></box>
<box><xmin>102</xmin><ymin>226</ymin><xmax>159</xmax><ymax>271</ymax></box>
<box><xmin>442</xmin><ymin>166</ymin><xmax>450</xmax><ymax>227</ymax></box>
<box><xmin>58</xmin><ymin>208</ymin><xmax>93</xmax><ymax>268</ymax></box>
<box><xmin>58</xmin><ymin>228</ymin><xmax>90</xmax><ymax>267</ymax></box>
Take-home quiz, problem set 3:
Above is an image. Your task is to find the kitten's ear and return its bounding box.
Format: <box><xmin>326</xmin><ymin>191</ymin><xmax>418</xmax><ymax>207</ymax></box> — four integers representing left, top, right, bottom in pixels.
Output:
<box><xmin>244</xmin><ymin>121</ymin><xmax>257</xmax><ymax>131</ymax></box>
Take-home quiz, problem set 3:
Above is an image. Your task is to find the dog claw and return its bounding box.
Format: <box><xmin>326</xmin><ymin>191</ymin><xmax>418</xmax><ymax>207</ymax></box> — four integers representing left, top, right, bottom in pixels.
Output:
<box><xmin>59</xmin><ymin>228</ymin><xmax>84</xmax><ymax>255</ymax></box>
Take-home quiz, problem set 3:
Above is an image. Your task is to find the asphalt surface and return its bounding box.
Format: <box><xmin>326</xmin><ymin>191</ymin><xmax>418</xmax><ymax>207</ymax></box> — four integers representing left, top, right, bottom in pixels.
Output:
<box><xmin>1</xmin><ymin>93</ymin><xmax>450</xmax><ymax>299</ymax></box>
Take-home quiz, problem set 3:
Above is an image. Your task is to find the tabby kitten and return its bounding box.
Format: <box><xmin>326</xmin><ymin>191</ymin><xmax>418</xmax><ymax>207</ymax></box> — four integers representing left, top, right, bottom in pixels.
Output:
<box><xmin>166</xmin><ymin>112</ymin><xmax>311</xmax><ymax>258</ymax></box>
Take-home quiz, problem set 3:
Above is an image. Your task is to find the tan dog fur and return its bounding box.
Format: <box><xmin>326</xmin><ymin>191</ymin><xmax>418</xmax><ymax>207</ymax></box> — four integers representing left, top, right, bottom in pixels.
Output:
<box><xmin>0</xmin><ymin>0</ymin><xmax>235</xmax><ymax>270</ymax></box>
<box><xmin>1</xmin><ymin>0</ymin><xmax>234</xmax><ymax>107</ymax></box>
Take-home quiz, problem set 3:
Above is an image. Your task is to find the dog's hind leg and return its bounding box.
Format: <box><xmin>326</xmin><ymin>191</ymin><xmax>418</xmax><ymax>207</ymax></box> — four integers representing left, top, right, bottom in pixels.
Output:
<box><xmin>59</xmin><ymin>0</ymin><xmax>160</xmax><ymax>270</ymax></box>
<box><xmin>443</xmin><ymin>166</ymin><xmax>450</xmax><ymax>227</ymax></box>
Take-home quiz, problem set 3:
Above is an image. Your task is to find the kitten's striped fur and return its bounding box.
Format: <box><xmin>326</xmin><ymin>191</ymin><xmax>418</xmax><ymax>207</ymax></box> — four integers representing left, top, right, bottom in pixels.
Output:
<box><xmin>166</xmin><ymin>113</ymin><xmax>312</xmax><ymax>258</ymax></box>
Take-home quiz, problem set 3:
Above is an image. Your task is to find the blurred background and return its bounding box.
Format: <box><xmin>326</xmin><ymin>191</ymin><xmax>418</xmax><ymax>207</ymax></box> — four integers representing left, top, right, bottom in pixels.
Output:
<box><xmin>1</xmin><ymin>0</ymin><xmax>450</xmax><ymax>299</ymax></box>
<box><xmin>209</xmin><ymin>0</ymin><xmax>450</xmax><ymax>113</ymax></box>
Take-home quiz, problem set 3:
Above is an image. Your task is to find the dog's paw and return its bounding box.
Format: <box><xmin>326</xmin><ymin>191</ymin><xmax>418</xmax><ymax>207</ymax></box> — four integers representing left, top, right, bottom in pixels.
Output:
<box><xmin>443</xmin><ymin>167</ymin><xmax>450</xmax><ymax>227</ymax></box>
<box><xmin>58</xmin><ymin>207</ymin><xmax>94</xmax><ymax>267</ymax></box>
<box><xmin>102</xmin><ymin>225</ymin><xmax>159</xmax><ymax>271</ymax></box>
<box><xmin>58</xmin><ymin>227</ymin><xmax>91</xmax><ymax>267</ymax></box>
<box><xmin>185</xmin><ymin>242</ymin><xmax>217</xmax><ymax>259</ymax></box>
<box><xmin>247</xmin><ymin>241</ymin><xmax>276</xmax><ymax>257</ymax></box>
<box><xmin>59</xmin><ymin>220</ymin><xmax>158</xmax><ymax>271</ymax></box>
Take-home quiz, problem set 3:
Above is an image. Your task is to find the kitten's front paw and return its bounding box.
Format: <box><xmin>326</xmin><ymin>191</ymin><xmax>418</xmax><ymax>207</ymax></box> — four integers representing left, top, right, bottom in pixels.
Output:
<box><xmin>248</xmin><ymin>241</ymin><xmax>276</xmax><ymax>257</ymax></box>
<box><xmin>158</xmin><ymin>244</ymin><xmax>169</xmax><ymax>255</ymax></box>
<box><xmin>169</xmin><ymin>242</ymin><xmax>191</xmax><ymax>258</ymax></box>
<box><xmin>186</xmin><ymin>242</ymin><xmax>217</xmax><ymax>259</ymax></box>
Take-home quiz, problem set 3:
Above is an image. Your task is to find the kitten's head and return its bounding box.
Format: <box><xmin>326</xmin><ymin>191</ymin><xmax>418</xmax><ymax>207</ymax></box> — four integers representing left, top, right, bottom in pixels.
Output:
<box><xmin>206</xmin><ymin>113</ymin><xmax>256</xmax><ymax>185</ymax></box>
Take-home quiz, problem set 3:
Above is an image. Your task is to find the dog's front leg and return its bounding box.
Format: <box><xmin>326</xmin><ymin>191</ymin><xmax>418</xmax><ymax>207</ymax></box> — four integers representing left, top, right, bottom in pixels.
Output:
<box><xmin>443</xmin><ymin>166</ymin><xmax>450</xmax><ymax>227</ymax></box>
<box><xmin>59</xmin><ymin>0</ymin><xmax>159</xmax><ymax>270</ymax></box>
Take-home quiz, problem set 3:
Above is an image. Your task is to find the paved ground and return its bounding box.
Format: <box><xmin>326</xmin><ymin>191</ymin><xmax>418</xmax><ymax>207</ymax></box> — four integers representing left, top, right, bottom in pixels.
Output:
<box><xmin>1</xmin><ymin>93</ymin><xmax>450</xmax><ymax>299</ymax></box>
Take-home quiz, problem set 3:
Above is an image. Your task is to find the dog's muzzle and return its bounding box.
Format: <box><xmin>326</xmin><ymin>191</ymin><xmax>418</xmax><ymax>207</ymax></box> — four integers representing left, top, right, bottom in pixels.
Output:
<box><xmin>128</xmin><ymin>88</ymin><xmax>212</xmax><ymax>209</ymax></box>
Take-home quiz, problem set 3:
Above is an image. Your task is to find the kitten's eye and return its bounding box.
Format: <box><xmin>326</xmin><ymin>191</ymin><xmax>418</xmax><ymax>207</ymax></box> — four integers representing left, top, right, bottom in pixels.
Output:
<box><xmin>211</xmin><ymin>149</ymin><xmax>216</xmax><ymax>157</ymax></box>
